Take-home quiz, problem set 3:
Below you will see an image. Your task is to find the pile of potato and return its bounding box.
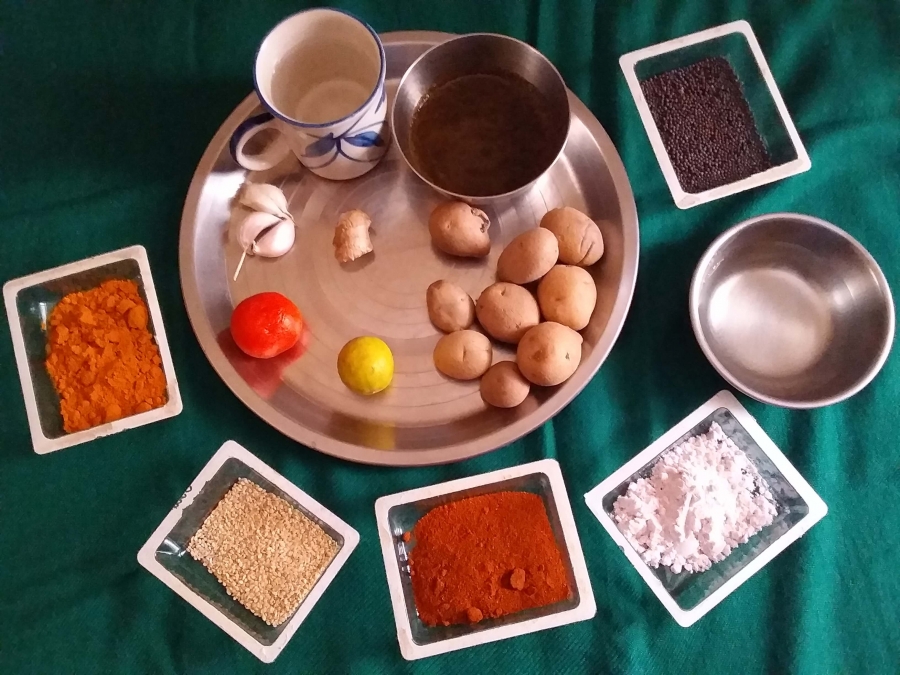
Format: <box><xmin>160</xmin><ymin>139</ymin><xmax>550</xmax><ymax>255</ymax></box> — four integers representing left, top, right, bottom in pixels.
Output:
<box><xmin>426</xmin><ymin>204</ymin><xmax>606</xmax><ymax>408</ymax></box>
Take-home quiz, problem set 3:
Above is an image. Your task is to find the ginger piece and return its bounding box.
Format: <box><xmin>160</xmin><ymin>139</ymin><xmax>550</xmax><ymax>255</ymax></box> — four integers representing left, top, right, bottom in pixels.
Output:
<box><xmin>333</xmin><ymin>209</ymin><xmax>373</xmax><ymax>263</ymax></box>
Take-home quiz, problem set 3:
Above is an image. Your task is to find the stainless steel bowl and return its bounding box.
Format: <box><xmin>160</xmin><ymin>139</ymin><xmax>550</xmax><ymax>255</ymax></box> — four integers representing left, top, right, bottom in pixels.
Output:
<box><xmin>690</xmin><ymin>213</ymin><xmax>894</xmax><ymax>408</ymax></box>
<box><xmin>391</xmin><ymin>33</ymin><xmax>571</xmax><ymax>204</ymax></box>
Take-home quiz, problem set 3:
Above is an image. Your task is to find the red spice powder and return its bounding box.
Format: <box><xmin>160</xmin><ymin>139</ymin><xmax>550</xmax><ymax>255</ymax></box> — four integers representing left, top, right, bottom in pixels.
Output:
<box><xmin>407</xmin><ymin>491</ymin><xmax>571</xmax><ymax>627</ymax></box>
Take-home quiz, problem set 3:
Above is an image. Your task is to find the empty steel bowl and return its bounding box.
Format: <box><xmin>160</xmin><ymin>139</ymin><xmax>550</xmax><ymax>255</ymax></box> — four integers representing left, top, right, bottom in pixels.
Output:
<box><xmin>391</xmin><ymin>33</ymin><xmax>570</xmax><ymax>203</ymax></box>
<box><xmin>690</xmin><ymin>213</ymin><xmax>894</xmax><ymax>408</ymax></box>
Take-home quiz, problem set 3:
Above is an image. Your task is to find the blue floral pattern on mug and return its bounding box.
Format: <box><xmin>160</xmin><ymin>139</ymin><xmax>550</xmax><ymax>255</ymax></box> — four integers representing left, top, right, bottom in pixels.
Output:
<box><xmin>300</xmin><ymin>88</ymin><xmax>390</xmax><ymax>170</ymax></box>
<box><xmin>302</xmin><ymin>126</ymin><xmax>386</xmax><ymax>163</ymax></box>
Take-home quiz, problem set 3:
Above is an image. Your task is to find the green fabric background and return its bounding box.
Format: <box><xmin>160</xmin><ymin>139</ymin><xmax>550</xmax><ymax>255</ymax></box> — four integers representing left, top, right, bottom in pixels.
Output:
<box><xmin>1</xmin><ymin>0</ymin><xmax>898</xmax><ymax>673</ymax></box>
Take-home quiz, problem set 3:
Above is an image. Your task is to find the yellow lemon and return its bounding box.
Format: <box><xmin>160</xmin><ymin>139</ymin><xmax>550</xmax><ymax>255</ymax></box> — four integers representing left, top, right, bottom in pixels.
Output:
<box><xmin>337</xmin><ymin>337</ymin><xmax>394</xmax><ymax>395</ymax></box>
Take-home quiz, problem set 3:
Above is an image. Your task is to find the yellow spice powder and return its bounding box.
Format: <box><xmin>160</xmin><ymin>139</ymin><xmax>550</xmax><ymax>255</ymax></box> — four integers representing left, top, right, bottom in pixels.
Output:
<box><xmin>45</xmin><ymin>279</ymin><xmax>167</xmax><ymax>432</ymax></box>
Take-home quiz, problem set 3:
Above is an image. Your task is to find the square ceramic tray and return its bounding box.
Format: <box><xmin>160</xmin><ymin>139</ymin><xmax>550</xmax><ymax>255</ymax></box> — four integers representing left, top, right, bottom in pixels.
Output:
<box><xmin>585</xmin><ymin>390</ymin><xmax>827</xmax><ymax>626</ymax></box>
<box><xmin>375</xmin><ymin>459</ymin><xmax>595</xmax><ymax>660</ymax></box>
<box><xmin>619</xmin><ymin>20</ymin><xmax>811</xmax><ymax>209</ymax></box>
<box><xmin>137</xmin><ymin>440</ymin><xmax>359</xmax><ymax>663</ymax></box>
<box><xmin>3</xmin><ymin>245</ymin><xmax>182</xmax><ymax>454</ymax></box>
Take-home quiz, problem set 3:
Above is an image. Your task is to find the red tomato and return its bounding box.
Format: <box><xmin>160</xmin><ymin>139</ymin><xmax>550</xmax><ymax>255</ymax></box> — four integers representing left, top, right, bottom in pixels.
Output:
<box><xmin>230</xmin><ymin>292</ymin><xmax>303</xmax><ymax>359</ymax></box>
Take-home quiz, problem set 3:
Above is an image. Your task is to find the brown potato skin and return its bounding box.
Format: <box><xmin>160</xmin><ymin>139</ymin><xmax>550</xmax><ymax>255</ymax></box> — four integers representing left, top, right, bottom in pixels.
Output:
<box><xmin>537</xmin><ymin>265</ymin><xmax>597</xmax><ymax>331</ymax></box>
<box><xmin>432</xmin><ymin>330</ymin><xmax>492</xmax><ymax>380</ymax></box>
<box><xmin>480</xmin><ymin>361</ymin><xmax>531</xmax><ymax>408</ymax></box>
<box><xmin>539</xmin><ymin>207</ymin><xmax>604</xmax><ymax>266</ymax></box>
<box><xmin>427</xmin><ymin>280</ymin><xmax>475</xmax><ymax>333</ymax></box>
<box><xmin>475</xmin><ymin>283</ymin><xmax>541</xmax><ymax>344</ymax></box>
<box><xmin>429</xmin><ymin>202</ymin><xmax>491</xmax><ymax>258</ymax></box>
<box><xmin>496</xmin><ymin>228</ymin><xmax>559</xmax><ymax>284</ymax></box>
<box><xmin>516</xmin><ymin>322</ymin><xmax>583</xmax><ymax>386</ymax></box>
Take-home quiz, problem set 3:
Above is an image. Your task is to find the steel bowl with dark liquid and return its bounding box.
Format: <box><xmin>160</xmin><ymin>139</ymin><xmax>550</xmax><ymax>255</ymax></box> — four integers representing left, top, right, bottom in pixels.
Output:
<box><xmin>392</xmin><ymin>33</ymin><xmax>571</xmax><ymax>204</ymax></box>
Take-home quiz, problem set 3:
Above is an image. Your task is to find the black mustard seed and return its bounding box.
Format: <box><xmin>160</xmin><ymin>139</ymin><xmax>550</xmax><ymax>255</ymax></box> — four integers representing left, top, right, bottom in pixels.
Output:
<box><xmin>640</xmin><ymin>56</ymin><xmax>773</xmax><ymax>194</ymax></box>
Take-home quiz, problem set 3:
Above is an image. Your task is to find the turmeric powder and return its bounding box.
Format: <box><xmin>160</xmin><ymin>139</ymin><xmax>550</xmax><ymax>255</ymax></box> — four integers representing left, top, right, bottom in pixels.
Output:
<box><xmin>45</xmin><ymin>279</ymin><xmax>168</xmax><ymax>433</ymax></box>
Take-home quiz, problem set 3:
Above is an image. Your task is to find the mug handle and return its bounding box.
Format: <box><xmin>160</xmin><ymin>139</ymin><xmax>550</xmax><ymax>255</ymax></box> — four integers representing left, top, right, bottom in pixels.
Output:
<box><xmin>229</xmin><ymin>112</ymin><xmax>292</xmax><ymax>171</ymax></box>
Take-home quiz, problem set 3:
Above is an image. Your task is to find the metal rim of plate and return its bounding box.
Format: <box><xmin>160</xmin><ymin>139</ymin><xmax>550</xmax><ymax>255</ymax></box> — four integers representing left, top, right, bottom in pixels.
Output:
<box><xmin>179</xmin><ymin>31</ymin><xmax>639</xmax><ymax>466</ymax></box>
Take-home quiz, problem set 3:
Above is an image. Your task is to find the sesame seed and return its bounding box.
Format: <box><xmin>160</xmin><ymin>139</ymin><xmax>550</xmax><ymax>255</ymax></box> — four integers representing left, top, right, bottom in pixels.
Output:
<box><xmin>186</xmin><ymin>478</ymin><xmax>339</xmax><ymax>626</ymax></box>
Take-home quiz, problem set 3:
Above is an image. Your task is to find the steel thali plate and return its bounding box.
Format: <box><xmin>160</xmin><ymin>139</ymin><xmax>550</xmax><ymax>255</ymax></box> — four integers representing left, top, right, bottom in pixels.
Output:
<box><xmin>179</xmin><ymin>31</ymin><xmax>639</xmax><ymax>466</ymax></box>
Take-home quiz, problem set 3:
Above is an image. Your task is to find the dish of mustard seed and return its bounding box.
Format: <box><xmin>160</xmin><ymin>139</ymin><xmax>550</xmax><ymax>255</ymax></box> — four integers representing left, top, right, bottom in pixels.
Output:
<box><xmin>640</xmin><ymin>56</ymin><xmax>773</xmax><ymax>193</ymax></box>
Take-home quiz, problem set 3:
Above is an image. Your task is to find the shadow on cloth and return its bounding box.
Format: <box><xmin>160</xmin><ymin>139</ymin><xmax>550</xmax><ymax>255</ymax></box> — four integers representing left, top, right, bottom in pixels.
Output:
<box><xmin>1</xmin><ymin>72</ymin><xmax>248</xmax><ymax>219</ymax></box>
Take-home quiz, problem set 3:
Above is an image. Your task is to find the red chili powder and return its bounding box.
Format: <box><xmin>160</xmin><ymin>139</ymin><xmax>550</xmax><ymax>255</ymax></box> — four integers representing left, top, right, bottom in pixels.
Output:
<box><xmin>406</xmin><ymin>491</ymin><xmax>571</xmax><ymax>626</ymax></box>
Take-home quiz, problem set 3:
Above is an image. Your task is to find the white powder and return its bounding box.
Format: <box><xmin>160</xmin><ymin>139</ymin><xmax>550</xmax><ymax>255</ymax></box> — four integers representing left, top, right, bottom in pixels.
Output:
<box><xmin>612</xmin><ymin>422</ymin><xmax>777</xmax><ymax>574</ymax></box>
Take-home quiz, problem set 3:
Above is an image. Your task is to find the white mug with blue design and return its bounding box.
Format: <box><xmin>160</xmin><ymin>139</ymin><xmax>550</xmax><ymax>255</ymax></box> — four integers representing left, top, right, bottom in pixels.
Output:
<box><xmin>230</xmin><ymin>8</ymin><xmax>390</xmax><ymax>180</ymax></box>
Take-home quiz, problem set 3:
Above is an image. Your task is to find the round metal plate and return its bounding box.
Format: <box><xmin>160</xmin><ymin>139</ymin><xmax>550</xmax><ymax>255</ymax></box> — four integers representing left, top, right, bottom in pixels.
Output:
<box><xmin>179</xmin><ymin>31</ymin><xmax>639</xmax><ymax>466</ymax></box>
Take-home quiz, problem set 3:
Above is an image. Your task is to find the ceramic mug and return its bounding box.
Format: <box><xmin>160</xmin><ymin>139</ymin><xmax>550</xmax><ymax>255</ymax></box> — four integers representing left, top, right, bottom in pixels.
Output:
<box><xmin>230</xmin><ymin>8</ymin><xmax>390</xmax><ymax>180</ymax></box>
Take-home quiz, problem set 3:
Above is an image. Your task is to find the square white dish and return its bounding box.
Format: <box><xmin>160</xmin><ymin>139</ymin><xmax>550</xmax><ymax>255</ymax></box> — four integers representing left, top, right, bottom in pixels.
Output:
<box><xmin>375</xmin><ymin>458</ymin><xmax>596</xmax><ymax>660</ymax></box>
<box><xmin>137</xmin><ymin>440</ymin><xmax>359</xmax><ymax>663</ymax></box>
<box><xmin>619</xmin><ymin>20</ymin><xmax>811</xmax><ymax>209</ymax></box>
<box><xmin>585</xmin><ymin>390</ymin><xmax>827</xmax><ymax>627</ymax></box>
<box><xmin>3</xmin><ymin>245</ymin><xmax>183</xmax><ymax>454</ymax></box>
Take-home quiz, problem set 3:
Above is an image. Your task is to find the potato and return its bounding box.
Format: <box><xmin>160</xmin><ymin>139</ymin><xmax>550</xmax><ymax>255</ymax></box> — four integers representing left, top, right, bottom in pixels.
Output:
<box><xmin>497</xmin><ymin>228</ymin><xmax>559</xmax><ymax>284</ymax></box>
<box><xmin>540</xmin><ymin>207</ymin><xmax>605</xmax><ymax>266</ymax></box>
<box><xmin>480</xmin><ymin>361</ymin><xmax>530</xmax><ymax>408</ymax></box>
<box><xmin>433</xmin><ymin>330</ymin><xmax>492</xmax><ymax>380</ymax></box>
<box><xmin>427</xmin><ymin>280</ymin><xmax>475</xmax><ymax>333</ymax></box>
<box><xmin>475</xmin><ymin>282</ymin><xmax>540</xmax><ymax>344</ymax></box>
<box><xmin>429</xmin><ymin>201</ymin><xmax>491</xmax><ymax>258</ymax></box>
<box><xmin>537</xmin><ymin>265</ymin><xmax>597</xmax><ymax>331</ymax></box>
<box><xmin>516</xmin><ymin>322</ymin><xmax>583</xmax><ymax>386</ymax></box>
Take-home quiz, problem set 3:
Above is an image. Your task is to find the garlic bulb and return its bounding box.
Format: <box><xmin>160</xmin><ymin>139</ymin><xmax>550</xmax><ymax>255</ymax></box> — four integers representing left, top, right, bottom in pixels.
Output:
<box><xmin>238</xmin><ymin>183</ymin><xmax>291</xmax><ymax>219</ymax></box>
<box><xmin>238</xmin><ymin>212</ymin><xmax>285</xmax><ymax>253</ymax></box>
<box><xmin>239</xmin><ymin>211</ymin><xmax>296</xmax><ymax>257</ymax></box>
<box><xmin>232</xmin><ymin>186</ymin><xmax>296</xmax><ymax>281</ymax></box>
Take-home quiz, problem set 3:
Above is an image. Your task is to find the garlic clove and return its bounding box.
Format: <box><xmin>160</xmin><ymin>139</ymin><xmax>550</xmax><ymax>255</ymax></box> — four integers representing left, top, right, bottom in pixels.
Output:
<box><xmin>254</xmin><ymin>218</ymin><xmax>296</xmax><ymax>258</ymax></box>
<box><xmin>238</xmin><ymin>211</ymin><xmax>284</xmax><ymax>252</ymax></box>
<box><xmin>239</xmin><ymin>183</ymin><xmax>291</xmax><ymax>218</ymax></box>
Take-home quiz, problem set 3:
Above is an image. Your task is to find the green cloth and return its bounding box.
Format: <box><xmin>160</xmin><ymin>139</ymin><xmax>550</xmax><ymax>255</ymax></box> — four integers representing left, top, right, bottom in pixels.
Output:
<box><xmin>1</xmin><ymin>0</ymin><xmax>898</xmax><ymax>673</ymax></box>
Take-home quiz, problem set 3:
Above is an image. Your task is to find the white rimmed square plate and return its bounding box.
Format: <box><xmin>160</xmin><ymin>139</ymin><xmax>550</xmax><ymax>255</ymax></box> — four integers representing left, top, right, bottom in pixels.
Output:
<box><xmin>375</xmin><ymin>458</ymin><xmax>596</xmax><ymax>660</ymax></box>
<box><xmin>620</xmin><ymin>20</ymin><xmax>811</xmax><ymax>209</ymax></box>
<box><xmin>137</xmin><ymin>440</ymin><xmax>359</xmax><ymax>663</ymax></box>
<box><xmin>3</xmin><ymin>245</ymin><xmax>183</xmax><ymax>454</ymax></box>
<box><xmin>585</xmin><ymin>390</ymin><xmax>827</xmax><ymax>626</ymax></box>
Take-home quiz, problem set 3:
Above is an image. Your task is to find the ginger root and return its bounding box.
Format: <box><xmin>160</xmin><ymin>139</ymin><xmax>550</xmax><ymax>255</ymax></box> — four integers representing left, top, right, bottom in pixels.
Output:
<box><xmin>333</xmin><ymin>209</ymin><xmax>373</xmax><ymax>263</ymax></box>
